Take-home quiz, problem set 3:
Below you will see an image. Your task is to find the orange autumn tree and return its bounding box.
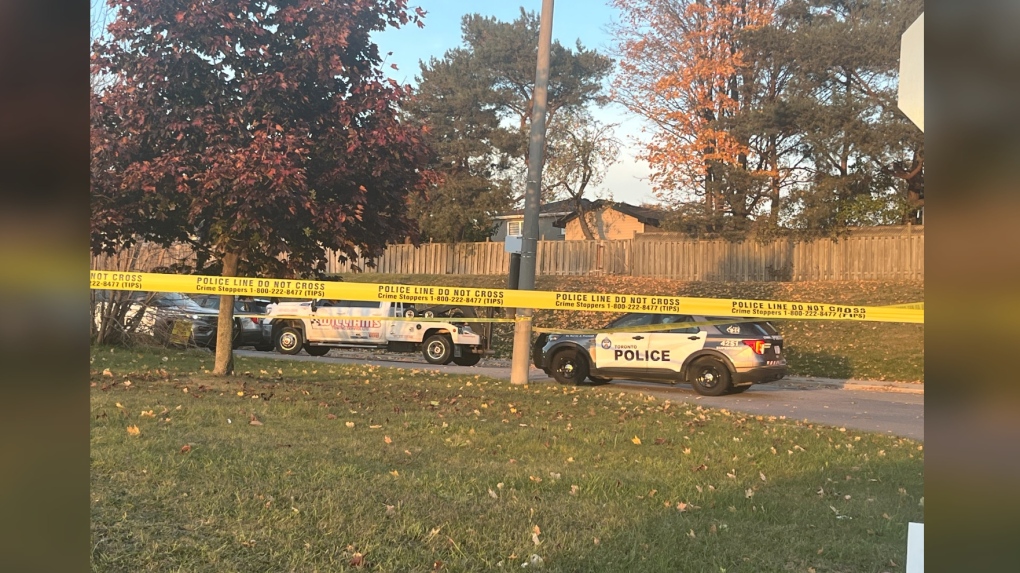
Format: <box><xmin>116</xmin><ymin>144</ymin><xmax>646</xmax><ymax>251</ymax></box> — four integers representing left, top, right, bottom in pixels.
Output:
<box><xmin>612</xmin><ymin>0</ymin><xmax>789</xmax><ymax>237</ymax></box>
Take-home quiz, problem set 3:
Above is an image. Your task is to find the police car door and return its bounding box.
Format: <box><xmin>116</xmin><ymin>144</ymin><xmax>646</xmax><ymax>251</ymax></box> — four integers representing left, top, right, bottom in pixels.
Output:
<box><xmin>592</xmin><ymin>313</ymin><xmax>655</xmax><ymax>375</ymax></box>
<box><xmin>642</xmin><ymin>315</ymin><xmax>708</xmax><ymax>378</ymax></box>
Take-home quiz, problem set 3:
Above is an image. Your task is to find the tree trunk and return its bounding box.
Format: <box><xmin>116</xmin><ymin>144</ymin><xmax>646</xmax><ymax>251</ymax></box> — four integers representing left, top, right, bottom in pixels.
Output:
<box><xmin>575</xmin><ymin>197</ymin><xmax>596</xmax><ymax>240</ymax></box>
<box><xmin>768</xmin><ymin>135</ymin><xmax>781</xmax><ymax>226</ymax></box>
<box><xmin>212</xmin><ymin>251</ymin><xmax>240</xmax><ymax>376</ymax></box>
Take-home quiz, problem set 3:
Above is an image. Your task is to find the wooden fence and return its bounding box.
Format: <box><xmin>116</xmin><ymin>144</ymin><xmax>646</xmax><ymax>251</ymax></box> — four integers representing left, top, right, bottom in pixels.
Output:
<box><xmin>92</xmin><ymin>226</ymin><xmax>923</xmax><ymax>282</ymax></box>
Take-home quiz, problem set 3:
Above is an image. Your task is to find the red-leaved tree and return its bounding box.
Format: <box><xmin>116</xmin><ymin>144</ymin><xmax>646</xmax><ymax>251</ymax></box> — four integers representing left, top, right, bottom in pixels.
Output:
<box><xmin>91</xmin><ymin>0</ymin><xmax>434</xmax><ymax>374</ymax></box>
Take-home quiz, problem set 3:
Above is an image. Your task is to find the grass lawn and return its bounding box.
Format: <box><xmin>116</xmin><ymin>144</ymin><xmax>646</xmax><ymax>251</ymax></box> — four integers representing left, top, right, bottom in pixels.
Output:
<box><xmin>337</xmin><ymin>275</ymin><xmax>924</xmax><ymax>382</ymax></box>
<box><xmin>91</xmin><ymin>346</ymin><xmax>923</xmax><ymax>573</ymax></box>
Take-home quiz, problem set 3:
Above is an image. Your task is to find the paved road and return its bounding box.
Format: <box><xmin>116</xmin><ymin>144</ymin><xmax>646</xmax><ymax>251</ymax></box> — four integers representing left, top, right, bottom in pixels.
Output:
<box><xmin>235</xmin><ymin>350</ymin><xmax>924</xmax><ymax>441</ymax></box>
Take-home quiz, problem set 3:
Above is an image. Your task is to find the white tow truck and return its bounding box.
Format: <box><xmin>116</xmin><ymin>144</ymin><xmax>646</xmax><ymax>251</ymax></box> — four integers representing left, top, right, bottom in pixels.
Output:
<box><xmin>263</xmin><ymin>299</ymin><xmax>487</xmax><ymax>366</ymax></box>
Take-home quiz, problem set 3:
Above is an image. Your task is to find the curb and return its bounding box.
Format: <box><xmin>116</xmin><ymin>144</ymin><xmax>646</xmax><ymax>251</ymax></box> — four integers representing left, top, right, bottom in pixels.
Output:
<box><xmin>777</xmin><ymin>376</ymin><xmax>923</xmax><ymax>394</ymax></box>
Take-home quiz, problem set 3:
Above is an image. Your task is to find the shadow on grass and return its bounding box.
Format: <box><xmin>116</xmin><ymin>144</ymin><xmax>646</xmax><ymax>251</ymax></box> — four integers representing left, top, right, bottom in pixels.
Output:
<box><xmin>784</xmin><ymin>349</ymin><xmax>854</xmax><ymax>380</ymax></box>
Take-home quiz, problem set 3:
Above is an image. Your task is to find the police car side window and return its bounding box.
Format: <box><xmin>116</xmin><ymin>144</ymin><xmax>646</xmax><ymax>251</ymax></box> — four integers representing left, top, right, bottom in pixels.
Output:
<box><xmin>710</xmin><ymin>320</ymin><xmax>762</xmax><ymax>336</ymax></box>
<box><xmin>659</xmin><ymin>314</ymin><xmax>699</xmax><ymax>334</ymax></box>
<box><xmin>608</xmin><ymin>314</ymin><xmax>655</xmax><ymax>328</ymax></box>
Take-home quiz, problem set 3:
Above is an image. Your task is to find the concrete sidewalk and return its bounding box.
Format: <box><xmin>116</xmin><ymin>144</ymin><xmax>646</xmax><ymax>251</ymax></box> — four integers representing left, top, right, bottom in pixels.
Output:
<box><xmin>776</xmin><ymin>375</ymin><xmax>923</xmax><ymax>394</ymax></box>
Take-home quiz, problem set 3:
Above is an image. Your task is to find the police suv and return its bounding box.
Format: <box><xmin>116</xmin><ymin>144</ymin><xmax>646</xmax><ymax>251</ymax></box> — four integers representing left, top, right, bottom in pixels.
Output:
<box><xmin>532</xmin><ymin>313</ymin><xmax>787</xmax><ymax>396</ymax></box>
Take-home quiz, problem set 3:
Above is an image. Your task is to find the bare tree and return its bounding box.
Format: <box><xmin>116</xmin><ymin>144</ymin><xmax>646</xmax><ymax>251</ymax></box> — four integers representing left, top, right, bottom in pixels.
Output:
<box><xmin>544</xmin><ymin>113</ymin><xmax>620</xmax><ymax>239</ymax></box>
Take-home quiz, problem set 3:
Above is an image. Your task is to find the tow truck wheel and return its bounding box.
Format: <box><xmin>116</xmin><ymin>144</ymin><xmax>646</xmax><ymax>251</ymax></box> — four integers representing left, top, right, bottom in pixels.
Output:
<box><xmin>452</xmin><ymin>352</ymin><xmax>481</xmax><ymax>366</ymax></box>
<box><xmin>305</xmin><ymin>345</ymin><xmax>331</xmax><ymax>357</ymax></box>
<box><xmin>275</xmin><ymin>326</ymin><xmax>303</xmax><ymax>355</ymax></box>
<box><xmin>550</xmin><ymin>348</ymin><xmax>589</xmax><ymax>385</ymax></box>
<box><xmin>688</xmin><ymin>357</ymin><xmax>733</xmax><ymax>396</ymax></box>
<box><xmin>423</xmin><ymin>334</ymin><xmax>454</xmax><ymax>364</ymax></box>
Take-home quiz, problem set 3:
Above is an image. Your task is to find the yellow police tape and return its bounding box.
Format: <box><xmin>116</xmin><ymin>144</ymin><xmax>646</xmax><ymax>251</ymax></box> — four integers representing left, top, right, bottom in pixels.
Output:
<box><xmin>90</xmin><ymin>270</ymin><xmax>923</xmax><ymax>324</ymax></box>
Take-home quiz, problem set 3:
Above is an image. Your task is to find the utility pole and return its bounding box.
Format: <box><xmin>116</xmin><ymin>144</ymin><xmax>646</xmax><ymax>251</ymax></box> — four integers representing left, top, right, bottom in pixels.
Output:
<box><xmin>509</xmin><ymin>0</ymin><xmax>554</xmax><ymax>385</ymax></box>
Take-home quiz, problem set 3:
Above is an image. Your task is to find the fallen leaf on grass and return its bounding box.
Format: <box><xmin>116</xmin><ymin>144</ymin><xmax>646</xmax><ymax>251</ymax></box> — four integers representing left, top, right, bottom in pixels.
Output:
<box><xmin>349</xmin><ymin>552</ymin><xmax>365</xmax><ymax>567</ymax></box>
<box><xmin>631</xmin><ymin>436</ymin><xmax>641</xmax><ymax>445</ymax></box>
<box><xmin>346</xmin><ymin>421</ymin><xmax>355</xmax><ymax>428</ymax></box>
<box><xmin>179</xmin><ymin>444</ymin><xmax>191</xmax><ymax>454</ymax></box>
<box><xmin>326</xmin><ymin>413</ymin><xmax>337</xmax><ymax>420</ymax></box>
<box><xmin>249</xmin><ymin>415</ymin><xmax>263</xmax><ymax>426</ymax></box>
<box><xmin>126</xmin><ymin>425</ymin><xmax>140</xmax><ymax>436</ymax></box>
<box><xmin>384</xmin><ymin>436</ymin><xmax>392</xmax><ymax>444</ymax></box>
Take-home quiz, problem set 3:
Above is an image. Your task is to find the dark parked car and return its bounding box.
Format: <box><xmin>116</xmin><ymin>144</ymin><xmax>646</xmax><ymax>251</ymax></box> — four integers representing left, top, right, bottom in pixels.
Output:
<box><xmin>532</xmin><ymin>313</ymin><xmax>787</xmax><ymax>396</ymax></box>
<box><xmin>190</xmin><ymin>294</ymin><xmax>274</xmax><ymax>350</ymax></box>
<box><xmin>402</xmin><ymin>304</ymin><xmax>477</xmax><ymax>319</ymax></box>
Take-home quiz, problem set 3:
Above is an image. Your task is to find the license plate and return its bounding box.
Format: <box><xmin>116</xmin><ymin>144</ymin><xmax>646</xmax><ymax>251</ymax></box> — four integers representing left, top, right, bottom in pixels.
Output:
<box><xmin>774</xmin><ymin>346</ymin><xmax>781</xmax><ymax>355</ymax></box>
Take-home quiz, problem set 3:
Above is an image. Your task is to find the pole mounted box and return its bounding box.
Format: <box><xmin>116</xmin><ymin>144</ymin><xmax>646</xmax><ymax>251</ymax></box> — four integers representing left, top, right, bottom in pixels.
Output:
<box><xmin>898</xmin><ymin>13</ymin><xmax>924</xmax><ymax>132</ymax></box>
<box><xmin>504</xmin><ymin>235</ymin><xmax>523</xmax><ymax>254</ymax></box>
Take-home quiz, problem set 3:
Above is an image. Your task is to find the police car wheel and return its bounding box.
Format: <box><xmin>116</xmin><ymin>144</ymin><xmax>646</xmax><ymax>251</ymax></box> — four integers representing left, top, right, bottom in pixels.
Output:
<box><xmin>550</xmin><ymin>349</ymin><xmax>589</xmax><ymax>385</ymax></box>
<box><xmin>688</xmin><ymin>358</ymin><xmax>732</xmax><ymax>396</ymax></box>
<box><xmin>423</xmin><ymin>334</ymin><xmax>454</xmax><ymax>364</ymax></box>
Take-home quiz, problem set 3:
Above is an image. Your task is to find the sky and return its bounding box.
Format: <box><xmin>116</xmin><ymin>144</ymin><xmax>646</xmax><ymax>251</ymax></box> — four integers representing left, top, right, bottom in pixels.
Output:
<box><xmin>373</xmin><ymin>0</ymin><xmax>658</xmax><ymax>206</ymax></box>
<box><xmin>91</xmin><ymin>0</ymin><xmax>659</xmax><ymax>206</ymax></box>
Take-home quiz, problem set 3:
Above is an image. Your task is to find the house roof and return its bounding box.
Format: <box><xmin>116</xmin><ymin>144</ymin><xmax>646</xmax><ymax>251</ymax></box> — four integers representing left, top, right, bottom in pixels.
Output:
<box><xmin>553</xmin><ymin>200</ymin><xmax>666</xmax><ymax>228</ymax></box>
<box><xmin>492</xmin><ymin>198</ymin><xmax>594</xmax><ymax>220</ymax></box>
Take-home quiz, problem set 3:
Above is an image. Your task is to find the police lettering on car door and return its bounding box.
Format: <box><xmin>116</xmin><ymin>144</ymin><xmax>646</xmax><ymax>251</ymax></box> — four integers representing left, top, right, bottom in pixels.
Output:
<box><xmin>613</xmin><ymin>347</ymin><xmax>672</xmax><ymax>362</ymax></box>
